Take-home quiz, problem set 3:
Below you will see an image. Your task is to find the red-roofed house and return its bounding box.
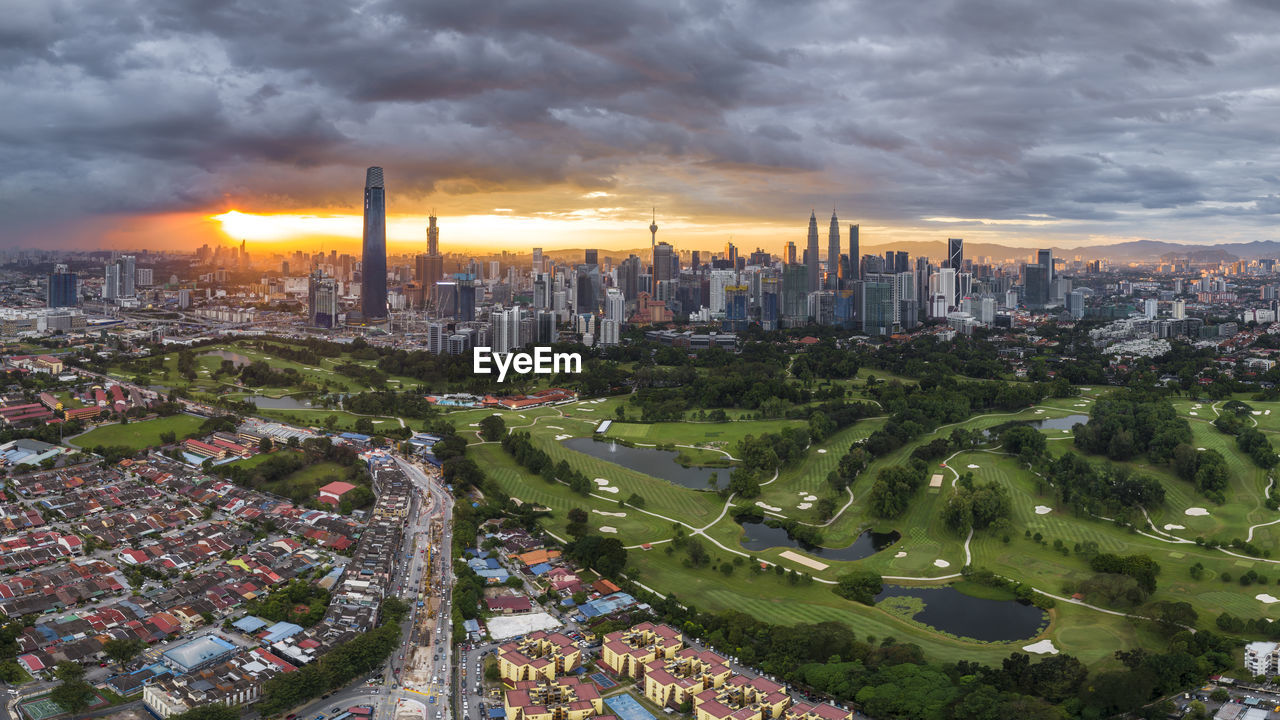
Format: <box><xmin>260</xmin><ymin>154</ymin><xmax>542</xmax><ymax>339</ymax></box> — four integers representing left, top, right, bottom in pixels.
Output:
<box><xmin>318</xmin><ymin>481</ymin><xmax>357</xmax><ymax>506</ymax></box>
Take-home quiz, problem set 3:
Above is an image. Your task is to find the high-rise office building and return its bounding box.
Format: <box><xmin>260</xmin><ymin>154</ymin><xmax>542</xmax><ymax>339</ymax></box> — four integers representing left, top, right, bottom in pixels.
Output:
<box><xmin>361</xmin><ymin>167</ymin><xmax>388</xmax><ymax>320</ymax></box>
<box><xmin>492</xmin><ymin>308</ymin><xmax>521</xmax><ymax>353</ymax></box>
<box><xmin>806</xmin><ymin>211</ymin><xmax>820</xmax><ymax>292</ymax></box>
<box><xmin>946</xmin><ymin>239</ymin><xmax>963</xmax><ymax>306</ymax></box>
<box><xmin>848</xmin><ymin>224</ymin><xmax>860</xmax><ymax>281</ymax></box>
<box><xmin>947</xmin><ymin>238</ymin><xmax>963</xmax><ymax>270</ymax></box>
<box><xmin>894</xmin><ymin>251</ymin><xmax>909</xmax><ymax>274</ymax></box>
<box><xmin>605</xmin><ymin>288</ymin><xmax>625</xmax><ymax>325</ymax></box>
<box><xmin>1023</xmin><ymin>259</ymin><xmax>1051</xmax><ymax>310</ymax></box>
<box><xmin>653</xmin><ymin>243</ymin><xmax>676</xmax><ymax>284</ymax></box>
<box><xmin>585</xmin><ymin>249</ymin><xmax>598</xmax><ymax>266</ymax></box>
<box><xmin>308</xmin><ymin>270</ymin><xmax>339</xmax><ymax>328</ymax></box>
<box><xmin>532</xmin><ymin>247</ymin><xmax>543</xmax><ymax>275</ymax></box>
<box><xmin>827</xmin><ymin>211</ymin><xmax>840</xmax><ymax>289</ymax></box>
<box><xmin>784</xmin><ymin>241</ymin><xmax>796</xmax><ymax>266</ymax></box>
<box><xmin>119</xmin><ymin>255</ymin><xmax>136</xmax><ymax>298</ymax></box>
<box><xmin>47</xmin><ymin>265</ymin><xmax>77</xmax><ymax>308</ymax></box>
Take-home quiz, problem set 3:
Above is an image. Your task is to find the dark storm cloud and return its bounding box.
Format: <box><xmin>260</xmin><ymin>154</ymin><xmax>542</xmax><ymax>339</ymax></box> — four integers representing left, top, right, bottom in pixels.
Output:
<box><xmin>2</xmin><ymin>0</ymin><xmax>1280</xmax><ymax>245</ymax></box>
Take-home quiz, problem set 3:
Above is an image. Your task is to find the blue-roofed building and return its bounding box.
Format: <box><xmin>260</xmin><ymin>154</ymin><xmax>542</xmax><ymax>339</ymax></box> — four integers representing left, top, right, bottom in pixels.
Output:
<box><xmin>488</xmin><ymin>709</ymin><xmax>505</xmax><ymax>719</ymax></box>
<box><xmin>260</xmin><ymin>621</ymin><xmax>304</xmax><ymax>643</ymax></box>
<box><xmin>475</xmin><ymin>568</ymin><xmax>510</xmax><ymax>583</ymax></box>
<box><xmin>161</xmin><ymin>636</ymin><xmax>237</xmax><ymax>673</ymax></box>
<box><xmin>340</xmin><ymin>432</ymin><xmax>372</xmax><ymax>443</ymax></box>
<box><xmin>528</xmin><ymin>562</ymin><xmax>552</xmax><ymax>576</ymax></box>
<box><xmin>231</xmin><ymin>616</ymin><xmax>269</xmax><ymax>634</ymax></box>
<box><xmin>578</xmin><ymin>592</ymin><xmax>637</xmax><ymax>618</ymax></box>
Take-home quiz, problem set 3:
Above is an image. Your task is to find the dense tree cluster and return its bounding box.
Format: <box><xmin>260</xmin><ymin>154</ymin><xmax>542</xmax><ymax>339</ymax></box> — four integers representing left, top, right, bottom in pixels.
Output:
<box><xmin>867</xmin><ymin>463</ymin><xmax>929</xmax><ymax>519</ymax></box>
<box><xmin>345</xmin><ymin>390</ymin><xmax>437</xmax><ymax>419</ymax></box>
<box><xmin>1172</xmin><ymin>445</ymin><xmax>1229</xmax><ymax>502</ymax></box>
<box><xmin>833</xmin><ymin>569</ymin><xmax>882</xmax><ymax>605</ymax></box>
<box><xmin>239</xmin><ymin>359</ymin><xmax>302</xmax><ymax>387</ymax></box>
<box><xmin>1072</xmin><ymin>390</ymin><xmax>1189</xmax><ymax>462</ymax></box>
<box><xmin>1088</xmin><ymin>553</ymin><xmax>1160</xmax><ymax>594</ymax></box>
<box><xmin>941</xmin><ymin>477</ymin><xmax>1012</xmax><ymax>533</ymax></box>
<box><xmin>1043</xmin><ymin>452</ymin><xmax>1166</xmax><ymax>516</ymax></box>
<box><xmin>244</xmin><ymin>579</ymin><xmax>331</xmax><ymax>627</ymax></box>
<box><xmin>864</xmin><ymin>378</ymin><xmax>1045</xmax><ymax>457</ymax></box>
<box><xmin>564</xmin><ymin>534</ymin><xmax>628</xmax><ymax>578</ymax></box>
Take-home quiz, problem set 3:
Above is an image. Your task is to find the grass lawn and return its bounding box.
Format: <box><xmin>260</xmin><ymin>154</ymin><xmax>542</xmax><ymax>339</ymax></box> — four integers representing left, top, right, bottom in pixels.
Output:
<box><xmin>70</xmin><ymin>414</ymin><xmax>206</xmax><ymax>451</ymax></box>
<box><xmin>261</xmin><ymin>461</ymin><xmax>352</xmax><ymax>501</ymax></box>
<box><xmin>257</xmin><ymin>408</ymin><xmax>403</xmax><ymax>433</ymax></box>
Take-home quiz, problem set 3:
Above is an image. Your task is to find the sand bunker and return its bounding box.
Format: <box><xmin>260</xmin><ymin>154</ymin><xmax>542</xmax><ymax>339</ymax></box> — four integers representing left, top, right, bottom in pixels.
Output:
<box><xmin>554</xmin><ymin>434</ymin><xmax>572</xmax><ymax>441</ymax></box>
<box><xmin>594</xmin><ymin>478</ymin><xmax>610</xmax><ymax>485</ymax></box>
<box><xmin>817</xmin><ymin>449</ymin><xmax>827</xmax><ymax>454</ymax></box>
<box><xmin>934</xmin><ymin>559</ymin><xmax>951</xmax><ymax>568</ymax></box>
<box><xmin>797</xmin><ymin>503</ymin><xmax>812</xmax><ymax>510</ymax></box>
<box><xmin>1189</xmin><ymin>411</ymin><xmax>1198</xmax><ymax>416</ymax></box>
<box><xmin>779</xmin><ymin>550</ymin><xmax>828</xmax><ymax>571</ymax></box>
<box><xmin>1185</xmin><ymin>507</ymin><xmax>1210</xmax><ymax>516</ymax></box>
<box><xmin>967</xmin><ymin>464</ymin><xmax>980</xmax><ymax>469</ymax></box>
<box><xmin>894</xmin><ymin>551</ymin><xmax>908</xmax><ymax>558</ymax></box>
<box><xmin>1254</xmin><ymin>411</ymin><xmax>1263</xmax><ymax>415</ymax></box>
<box><xmin>1163</xmin><ymin>524</ymin><xmax>1185</xmax><ymax>531</ymax></box>
<box><xmin>803</xmin><ymin>495</ymin><xmax>817</xmax><ymax>501</ymax></box>
<box><xmin>1258</xmin><ymin>594</ymin><xmax>1279</xmax><ymax>604</ymax></box>
<box><xmin>1034</xmin><ymin>506</ymin><xmax>1053</xmax><ymax>515</ymax></box>
<box><xmin>1197</xmin><ymin>447</ymin><xmax>1206</xmax><ymax>451</ymax></box>
<box><xmin>599</xmin><ymin>486</ymin><xmax>620</xmax><ymax>494</ymax></box>
<box><xmin>547</xmin><ymin>426</ymin><xmax>564</xmax><ymax>430</ymax></box>
<box><xmin>599</xmin><ymin>526</ymin><xmax>617</xmax><ymax>534</ymax></box>
<box><xmin>755</xmin><ymin>501</ymin><xmax>782</xmax><ymax>512</ymax></box>
<box><xmin>1022</xmin><ymin>640</ymin><xmax>1059</xmax><ymax>655</ymax></box>
<box><xmin>468</xmin><ymin>423</ymin><xmax>479</xmax><ymax>427</ymax></box>
<box><xmin>593</xmin><ymin>510</ymin><xmax>626</xmax><ymax>517</ymax></box>
<box><xmin>578</xmin><ymin>407</ymin><xmax>594</xmax><ymax>412</ymax></box>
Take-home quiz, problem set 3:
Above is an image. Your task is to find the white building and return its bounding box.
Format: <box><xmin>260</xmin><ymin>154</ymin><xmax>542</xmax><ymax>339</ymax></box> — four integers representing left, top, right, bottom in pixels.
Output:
<box><xmin>1245</xmin><ymin>640</ymin><xmax>1279</xmax><ymax>677</ymax></box>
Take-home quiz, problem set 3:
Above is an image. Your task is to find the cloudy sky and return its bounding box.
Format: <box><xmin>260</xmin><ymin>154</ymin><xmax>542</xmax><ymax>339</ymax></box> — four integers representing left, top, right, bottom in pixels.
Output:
<box><xmin>3</xmin><ymin>0</ymin><xmax>1280</xmax><ymax>254</ymax></box>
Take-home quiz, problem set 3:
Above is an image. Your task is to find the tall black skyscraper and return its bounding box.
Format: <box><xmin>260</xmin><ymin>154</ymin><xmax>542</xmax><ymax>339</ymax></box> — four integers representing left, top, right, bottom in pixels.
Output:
<box><xmin>848</xmin><ymin>224</ymin><xmax>859</xmax><ymax>281</ymax></box>
<box><xmin>947</xmin><ymin>238</ymin><xmax>963</xmax><ymax>271</ymax></box>
<box><xmin>827</xmin><ymin>211</ymin><xmax>840</xmax><ymax>289</ymax></box>
<box><xmin>361</xmin><ymin>167</ymin><xmax>388</xmax><ymax>320</ymax></box>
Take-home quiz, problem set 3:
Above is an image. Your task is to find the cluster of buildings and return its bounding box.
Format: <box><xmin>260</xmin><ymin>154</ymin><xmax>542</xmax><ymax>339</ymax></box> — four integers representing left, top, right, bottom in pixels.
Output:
<box><xmin>497</xmin><ymin>622</ymin><xmax>851</xmax><ymax>720</ymax></box>
<box><xmin>142</xmin><ymin>458</ymin><xmax>417</xmax><ymax>716</ymax></box>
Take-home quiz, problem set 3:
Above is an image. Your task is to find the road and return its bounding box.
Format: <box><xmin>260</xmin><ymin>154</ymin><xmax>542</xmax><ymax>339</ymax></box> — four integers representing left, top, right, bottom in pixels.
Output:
<box><xmin>281</xmin><ymin>456</ymin><xmax>454</xmax><ymax>720</ymax></box>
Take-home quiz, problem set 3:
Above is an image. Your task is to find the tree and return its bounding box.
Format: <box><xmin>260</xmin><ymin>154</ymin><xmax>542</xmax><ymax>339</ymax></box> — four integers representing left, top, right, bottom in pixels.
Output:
<box><xmin>834</xmin><ymin>570</ymin><xmax>882</xmax><ymax>605</ymax></box>
<box><xmin>258</xmin><ymin>436</ymin><xmax>273</xmax><ymax>453</ymax></box>
<box><xmin>354</xmin><ymin>417</ymin><xmax>375</xmax><ymax>435</ymax></box>
<box><xmin>103</xmin><ymin>637</ymin><xmax>144</xmax><ymax>667</ymax></box>
<box><xmin>50</xmin><ymin>661</ymin><xmax>93</xmax><ymax>715</ymax></box>
<box><xmin>479</xmin><ymin>415</ymin><xmax>506</xmax><ymax>441</ymax></box>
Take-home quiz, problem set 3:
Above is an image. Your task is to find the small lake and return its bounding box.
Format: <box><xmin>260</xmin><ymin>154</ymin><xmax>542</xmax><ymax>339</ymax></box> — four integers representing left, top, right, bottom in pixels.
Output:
<box><xmin>245</xmin><ymin>395</ymin><xmax>315</xmax><ymax>410</ymax></box>
<box><xmin>202</xmin><ymin>350</ymin><xmax>255</xmax><ymax>368</ymax></box>
<box><xmin>561</xmin><ymin>438</ymin><xmax>727</xmax><ymax>490</ymax></box>
<box><xmin>736</xmin><ymin>518</ymin><xmax>901</xmax><ymax>561</ymax></box>
<box><xmin>1032</xmin><ymin>413</ymin><xmax>1090</xmax><ymax>431</ymax></box>
<box><xmin>985</xmin><ymin>413</ymin><xmax>1090</xmax><ymax>438</ymax></box>
<box><xmin>875</xmin><ymin>585</ymin><xmax>1048</xmax><ymax>642</ymax></box>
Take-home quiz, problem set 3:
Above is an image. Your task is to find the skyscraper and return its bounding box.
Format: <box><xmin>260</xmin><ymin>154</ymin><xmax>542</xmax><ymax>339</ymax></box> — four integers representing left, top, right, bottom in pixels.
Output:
<box><xmin>946</xmin><ymin>238</ymin><xmax>963</xmax><ymax>307</ymax></box>
<box><xmin>361</xmin><ymin>167</ymin><xmax>388</xmax><ymax>320</ymax></box>
<box><xmin>308</xmin><ymin>270</ymin><xmax>339</xmax><ymax>328</ymax></box>
<box><xmin>827</xmin><ymin>211</ymin><xmax>840</xmax><ymax>289</ymax></box>
<box><xmin>48</xmin><ymin>264</ymin><xmax>77</xmax><ymax>308</ymax></box>
<box><xmin>848</xmin><ymin>224</ymin><xmax>860</xmax><ymax>282</ymax></box>
<box><xmin>119</xmin><ymin>255</ymin><xmax>136</xmax><ymax>298</ymax></box>
<box><xmin>784</xmin><ymin>241</ymin><xmax>797</xmax><ymax>266</ymax></box>
<box><xmin>653</xmin><ymin>243</ymin><xmax>676</xmax><ymax>284</ymax></box>
<box><xmin>585</xmin><ymin>249</ymin><xmax>598</xmax><ymax>266</ymax></box>
<box><xmin>427</xmin><ymin>214</ymin><xmax>439</xmax><ymax>255</ymax></box>
<box><xmin>806</xmin><ymin>211</ymin><xmax>820</xmax><ymax>292</ymax></box>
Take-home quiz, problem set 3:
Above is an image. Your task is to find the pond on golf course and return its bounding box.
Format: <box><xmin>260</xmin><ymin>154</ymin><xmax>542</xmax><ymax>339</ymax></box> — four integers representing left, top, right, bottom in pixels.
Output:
<box><xmin>561</xmin><ymin>437</ymin><xmax>728</xmax><ymax>490</ymax></box>
<box><xmin>874</xmin><ymin>585</ymin><xmax>1049</xmax><ymax>642</ymax></box>
<box><xmin>735</xmin><ymin>517</ymin><xmax>901</xmax><ymax>561</ymax></box>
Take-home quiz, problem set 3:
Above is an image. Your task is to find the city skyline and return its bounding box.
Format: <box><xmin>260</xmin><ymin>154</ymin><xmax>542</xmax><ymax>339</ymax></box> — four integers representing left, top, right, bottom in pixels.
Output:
<box><xmin>4</xmin><ymin>2</ymin><xmax>1280</xmax><ymax>253</ymax></box>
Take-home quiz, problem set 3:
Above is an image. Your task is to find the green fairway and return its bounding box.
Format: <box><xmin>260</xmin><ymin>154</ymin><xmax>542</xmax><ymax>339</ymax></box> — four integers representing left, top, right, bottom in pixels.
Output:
<box><xmin>261</xmin><ymin>461</ymin><xmax>353</xmax><ymax>501</ymax></box>
<box><xmin>70</xmin><ymin>414</ymin><xmax>206</xmax><ymax>451</ymax></box>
